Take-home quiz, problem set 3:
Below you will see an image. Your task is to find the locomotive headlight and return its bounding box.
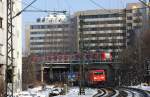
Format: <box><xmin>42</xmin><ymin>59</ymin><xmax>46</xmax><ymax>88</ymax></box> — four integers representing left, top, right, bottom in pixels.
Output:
<box><xmin>94</xmin><ymin>77</ymin><xmax>97</xmax><ymax>80</ymax></box>
<box><xmin>101</xmin><ymin>76</ymin><xmax>104</xmax><ymax>79</ymax></box>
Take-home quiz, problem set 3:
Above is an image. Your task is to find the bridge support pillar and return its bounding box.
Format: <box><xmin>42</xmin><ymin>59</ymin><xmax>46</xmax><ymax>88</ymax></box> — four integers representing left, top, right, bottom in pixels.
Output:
<box><xmin>41</xmin><ymin>64</ymin><xmax>44</xmax><ymax>83</ymax></box>
<box><xmin>49</xmin><ymin>65</ymin><xmax>53</xmax><ymax>82</ymax></box>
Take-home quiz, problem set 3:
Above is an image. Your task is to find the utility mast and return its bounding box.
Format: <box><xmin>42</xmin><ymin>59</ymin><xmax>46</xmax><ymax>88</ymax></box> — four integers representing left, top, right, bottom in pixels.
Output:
<box><xmin>79</xmin><ymin>15</ymin><xmax>85</xmax><ymax>95</ymax></box>
<box><xmin>5</xmin><ymin>0</ymin><xmax>14</xmax><ymax>96</ymax></box>
<box><xmin>5</xmin><ymin>0</ymin><xmax>38</xmax><ymax>96</ymax></box>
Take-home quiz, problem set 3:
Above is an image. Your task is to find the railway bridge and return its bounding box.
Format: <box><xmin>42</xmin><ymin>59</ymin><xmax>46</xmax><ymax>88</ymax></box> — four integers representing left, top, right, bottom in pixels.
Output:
<box><xmin>33</xmin><ymin>61</ymin><xmax>121</xmax><ymax>85</ymax></box>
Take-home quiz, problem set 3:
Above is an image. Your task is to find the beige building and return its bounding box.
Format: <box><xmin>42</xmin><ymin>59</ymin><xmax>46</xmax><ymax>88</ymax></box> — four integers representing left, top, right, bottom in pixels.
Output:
<box><xmin>74</xmin><ymin>3</ymin><xmax>145</xmax><ymax>61</ymax></box>
<box><xmin>126</xmin><ymin>3</ymin><xmax>145</xmax><ymax>45</ymax></box>
<box><xmin>0</xmin><ymin>0</ymin><xmax>22</xmax><ymax>92</ymax></box>
<box><xmin>75</xmin><ymin>9</ymin><xmax>127</xmax><ymax>60</ymax></box>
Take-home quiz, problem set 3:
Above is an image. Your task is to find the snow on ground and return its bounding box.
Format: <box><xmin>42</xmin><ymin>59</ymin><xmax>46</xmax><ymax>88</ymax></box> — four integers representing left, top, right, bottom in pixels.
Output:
<box><xmin>55</xmin><ymin>87</ymin><xmax>97</xmax><ymax>97</ymax></box>
<box><xmin>130</xmin><ymin>83</ymin><xmax>150</xmax><ymax>91</ymax></box>
<box><xmin>16</xmin><ymin>85</ymin><xmax>97</xmax><ymax>97</ymax></box>
<box><xmin>16</xmin><ymin>85</ymin><xmax>55</xmax><ymax>97</ymax></box>
<box><xmin>15</xmin><ymin>84</ymin><xmax>150</xmax><ymax>97</ymax></box>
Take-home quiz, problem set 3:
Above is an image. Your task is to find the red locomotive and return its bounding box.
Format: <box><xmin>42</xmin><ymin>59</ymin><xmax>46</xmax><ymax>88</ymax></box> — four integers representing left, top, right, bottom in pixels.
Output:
<box><xmin>87</xmin><ymin>69</ymin><xmax>106</xmax><ymax>84</ymax></box>
<box><xmin>70</xmin><ymin>69</ymin><xmax>107</xmax><ymax>86</ymax></box>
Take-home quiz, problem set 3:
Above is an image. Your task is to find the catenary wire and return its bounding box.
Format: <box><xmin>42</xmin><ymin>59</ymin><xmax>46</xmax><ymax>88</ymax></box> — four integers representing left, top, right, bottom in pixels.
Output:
<box><xmin>88</xmin><ymin>0</ymin><xmax>118</xmax><ymax>14</ymax></box>
<box><xmin>16</xmin><ymin>0</ymin><xmax>42</xmax><ymax>11</ymax></box>
<box><xmin>15</xmin><ymin>0</ymin><xmax>149</xmax><ymax>15</ymax></box>
<box><xmin>88</xmin><ymin>0</ymin><xmax>148</xmax><ymax>14</ymax></box>
<box><xmin>13</xmin><ymin>0</ymin><xmax>38</xmax><ymax>18</ymax></box>
<box><xmin>63</xmin><ymin>0</ymin><xmax>75</xmax><ymax>13</ymax></box>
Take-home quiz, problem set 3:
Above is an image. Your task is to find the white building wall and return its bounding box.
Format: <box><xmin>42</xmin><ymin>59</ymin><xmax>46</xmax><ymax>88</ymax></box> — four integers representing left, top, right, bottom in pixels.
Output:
<box><xmin>0</xmin><ymin>0</ymin><xmax>22</xmax><ymax>93</ymax></box>
<box><xmin>0</xmin><ymin>0</ymin><xmax>6</xmax><ymax>82</ymax></box>
<box><xmin>0</xmin><ymin>0</ymin><xmax>6</xmax><ymax>65</ymax></box>
<box><xmin>13</xmin><ymin>0</ymin><xmax>22</xmax><ymax>92</ymax></box>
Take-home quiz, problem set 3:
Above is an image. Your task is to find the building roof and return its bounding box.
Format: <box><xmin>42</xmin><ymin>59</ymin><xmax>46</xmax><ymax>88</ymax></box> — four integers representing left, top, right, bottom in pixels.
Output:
<box><xmin>74</xmin><ymin>9</ymin><xmax>124</xmax><ymax>16</ymax></box>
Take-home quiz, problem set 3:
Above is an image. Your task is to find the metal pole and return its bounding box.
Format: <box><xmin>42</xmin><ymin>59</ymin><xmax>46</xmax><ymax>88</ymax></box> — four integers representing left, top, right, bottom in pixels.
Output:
<box><xmin>79</xmin><ymin>15</ymin><xmax>85</xmax><ymax>95</ymax></box>
<box><xmin>5</xmin><ymin>0</ymin><xmax>14</xmax><ymax>97</ymax></box>
<box><xmin>5</xmin><ymin>0</ymin><xmax>39</xmax><ymax>96</ymax></box>
<box><xmin>149</xmin><ymin>0</ymin><xmax>150</xmax><ymax>26</ymax></box>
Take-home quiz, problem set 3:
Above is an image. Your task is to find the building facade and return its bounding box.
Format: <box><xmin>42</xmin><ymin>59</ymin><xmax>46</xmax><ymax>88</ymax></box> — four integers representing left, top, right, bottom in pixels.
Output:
<box><xmin>25</xmin><ymin>3</ymin><xmax>144</xmax><ymax>62</ymax></box>
<box><xmin>0</xmin><ymin>0</ymin><xmax>22</xmax><ymax>92</ymax></box>
<box><xmin>25</xmin><ymin>14</ymin><xmax>76</xmax><ymax>55</ymax></box>
<box><xmin>74</xmin><ymin>3</ymin><xmax>145</xmax><ymax>61</ymax></box>
<box><xmin>75</xmin><ymin>9</ymin><xmax>127</xmax><ymax>61</ymax></box>
<box><xmin>126</xmin><ymin>3</ymin><xmax>145</xmax><ymax>46</ymax></box>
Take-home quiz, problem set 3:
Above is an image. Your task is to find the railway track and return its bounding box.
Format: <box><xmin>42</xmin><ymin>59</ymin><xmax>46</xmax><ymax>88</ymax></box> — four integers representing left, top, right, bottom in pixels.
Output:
<box><xmin>93</xmin><ymin>87</ymin><xmax>150</xmax><ymax>97</ymax></box>
<box><xmin>93</xmin><ymin>87</ymin><xmax>120</xmax><ymax>97</ymax></box>
<box><xmin>120</xmin><ymin>87</ymin><xmax>150</xmax><ymax>97</ymax></box>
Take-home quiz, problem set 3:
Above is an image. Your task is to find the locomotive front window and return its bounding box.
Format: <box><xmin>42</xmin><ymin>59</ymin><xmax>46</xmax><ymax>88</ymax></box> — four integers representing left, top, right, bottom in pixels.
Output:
<box><xmin>94</xmin><ymin>72</ymin><xmax>104</xmax><ymax>75</ymax></box>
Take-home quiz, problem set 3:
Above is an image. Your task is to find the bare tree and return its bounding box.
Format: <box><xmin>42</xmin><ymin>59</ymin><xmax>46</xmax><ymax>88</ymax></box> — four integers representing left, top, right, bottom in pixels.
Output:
<box><xmin>119</xmin><ymin>28</ymin><xmax>150</xmax><ymax>85</ymax></box>
<box><xmin>141</xmin><ymin>30</ymin><xmax>150</xmax><ymax>58</ymax></box>
<box><xmin>119</xmin><ymin>47</ymin><xmax>140</xmax><ymax>86</ymax></box>
<box><xmin>0</xmin><ymin>77</ymin><xmax>4</xmax><ymax>97</ymax></box>
<box><xmin>22</xmin><ymin>55</ymin><xmax>36</xmax><ymax>90</ymax></box>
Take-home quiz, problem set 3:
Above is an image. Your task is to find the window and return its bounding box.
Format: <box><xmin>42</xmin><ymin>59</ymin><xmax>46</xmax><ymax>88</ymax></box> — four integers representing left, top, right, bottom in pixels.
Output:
<box><xmin>127</xmin><ymin>16</ymin><xmax>132</xmax><ymax>20</ymax></box>
<box><xmin>127</xmin><ymin>9</ymin><xmax>132</xmax><ymax>13</ymax></box>
<box><xmin>0</xmin><ymin>44</ymin><xmax>3</xmax><ymax>56</ymax></box>
<box><xmin>134</xmin><ymin>18</ymin><xmax>141</xmax><ymax>23</ymax></box>
<box><xmin>0</xmin><ymin>64</ymin><xmax>3</xmax><ymax>76</ymax></box>
<box><xmin>79</xmin><ymin>13</ymin><xmax>124</xmax><ymax>19</ymax></box>
<box><xmin>94</xmin><ymin>72</ymin><xmax>104</xmax><ymax>75</ymax></box>
<box><xmin>127</xmin><ymin>23</ymin><xmax>132</xmax><ymax>27</ymax></box>
<box><xmin>0</xmin><ymin>17</ymin><xmax>2</xmax><ymax>28</ymax></box>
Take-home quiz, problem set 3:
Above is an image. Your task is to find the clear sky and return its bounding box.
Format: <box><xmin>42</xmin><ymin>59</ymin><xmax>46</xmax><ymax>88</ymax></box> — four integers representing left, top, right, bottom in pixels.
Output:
<box><xmin>22</xmin><ymin>0</ymin><xmax>140</xmax><ymax>51</ymax></box>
